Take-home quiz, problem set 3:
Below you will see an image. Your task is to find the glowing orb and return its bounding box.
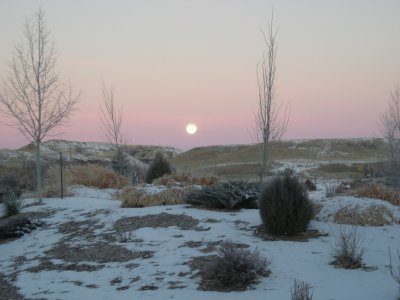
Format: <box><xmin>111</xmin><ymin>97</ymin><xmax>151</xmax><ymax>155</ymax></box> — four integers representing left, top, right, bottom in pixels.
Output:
<box><xmin>186</xmin><ymin>123</ymin><xmax>197</xmax><ymax>135</ymax></box>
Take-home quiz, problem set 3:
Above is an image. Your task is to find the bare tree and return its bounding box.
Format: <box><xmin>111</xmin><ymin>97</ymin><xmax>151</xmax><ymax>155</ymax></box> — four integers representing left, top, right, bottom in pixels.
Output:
<box><xmin>380</xmin><ymin>84</ymin><xmax>400</xmax><ymax>186</ymax></box>
<box><xmin>256</xmin><ymin>12</ymin><xmax>289</xmax><ymax>181</ymax></box>
<box><xmin>100</xmin><ymin>82</ymin><xmax>128</xmax><ymax>175</ymax></box>
<box><xmin>100</xmin><ymin>83</ymin><xmax>125</xmax><ymax>149</ymax></box>
<box><xmin>0</xmin><ymin>8</ymin><xmax>79</xmax><ymax>198</ymax></box>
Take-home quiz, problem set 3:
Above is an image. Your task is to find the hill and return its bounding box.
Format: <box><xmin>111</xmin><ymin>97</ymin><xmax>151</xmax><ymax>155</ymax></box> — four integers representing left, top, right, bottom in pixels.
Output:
<box><xmin>171</xmin><ymin>138</ymin><xmax>388</xmax><ymax>179</ymax></box>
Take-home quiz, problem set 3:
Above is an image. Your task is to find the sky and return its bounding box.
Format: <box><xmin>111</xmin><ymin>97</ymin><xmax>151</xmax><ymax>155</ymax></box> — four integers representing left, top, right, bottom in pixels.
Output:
<box><xmin>0</xmin><ymin>0</ymin><xmax>399</xmax><ymax>150</ymax></box>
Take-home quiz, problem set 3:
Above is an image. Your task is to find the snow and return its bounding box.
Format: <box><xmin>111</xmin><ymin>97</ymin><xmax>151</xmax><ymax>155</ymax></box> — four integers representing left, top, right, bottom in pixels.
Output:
<box><xmin>0</xmin><ymin>186</ymin><xmax>399</xmax><ymax>300</ymax></box>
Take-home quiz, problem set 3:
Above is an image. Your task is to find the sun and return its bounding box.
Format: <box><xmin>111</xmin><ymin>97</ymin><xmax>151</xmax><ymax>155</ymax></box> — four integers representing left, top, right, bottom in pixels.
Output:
<box><xmin>186</xmin><ymin>123</ymin><xmax>197</xmax><ymax>135</ymax></box>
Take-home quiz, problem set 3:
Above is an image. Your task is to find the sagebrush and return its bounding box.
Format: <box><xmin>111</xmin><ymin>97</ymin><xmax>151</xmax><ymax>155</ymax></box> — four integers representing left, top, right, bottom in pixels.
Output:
<box><xmin>332</xmin><ymin>225</ymin><xmax>365</xmax><ymax>269</ymax></box>
<box><xmin>200</xmin><ymin>240</ymin><xmax>270</xmax><ymax>291</ymax></box>
<box><xmin>258</xmin><ymin>175</ymin><xmax>313</xmax><ymax>236</ymax></box>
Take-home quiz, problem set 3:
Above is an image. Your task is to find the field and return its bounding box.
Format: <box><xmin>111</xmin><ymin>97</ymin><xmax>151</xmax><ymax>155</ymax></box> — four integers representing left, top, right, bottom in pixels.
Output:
<box><xmin>0</xmin><ymin>138</ymin><xmax>399</xmax><ymax>300</ymax></box>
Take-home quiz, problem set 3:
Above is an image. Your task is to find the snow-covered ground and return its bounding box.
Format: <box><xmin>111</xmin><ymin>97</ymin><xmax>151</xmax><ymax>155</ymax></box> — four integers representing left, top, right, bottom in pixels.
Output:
<box><xmin>0</xmin><ymin>186</ymin><xmax>399</xmax><ymax>300</ymax></box>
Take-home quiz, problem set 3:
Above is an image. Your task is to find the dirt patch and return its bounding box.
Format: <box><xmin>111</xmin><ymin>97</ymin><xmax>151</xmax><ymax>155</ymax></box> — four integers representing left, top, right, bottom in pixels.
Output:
<box><xmin>45</xmin><ymin>241</ymin><xmax>153</xmax><ymax>263</ymax></box>
<box><xmin>114</xmin><ymin>213</ymin><xmax>205</xmax><ymax>232</ymax></box>
<box><xmin>26</xmin><ymin>259</ymin><xmax>105</xmax><ymax>272</ymax></box>
<box><xmin>253</xmin><ymin>226</ymin><xmax>328</xmax><ymax>242</ymax></box>
<box><xmin>0</xmin><ymin>272</ymin><xmax>24</xmax><ymax>300</ymax></box>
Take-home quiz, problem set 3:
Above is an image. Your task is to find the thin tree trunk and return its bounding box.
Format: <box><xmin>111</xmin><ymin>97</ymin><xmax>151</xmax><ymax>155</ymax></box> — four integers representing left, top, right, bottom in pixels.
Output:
<box><xmin>36</xmin><ymin>141</ymin><xmax>42</xmax><ymax>200</ymax></box>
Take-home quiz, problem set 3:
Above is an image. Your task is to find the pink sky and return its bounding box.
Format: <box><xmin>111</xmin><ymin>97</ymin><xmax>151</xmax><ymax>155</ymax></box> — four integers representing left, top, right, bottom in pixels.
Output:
<box><xmin>1</xmin><ymin>0</ymin><xmax>399</xmax><ymax>150</ymax></box>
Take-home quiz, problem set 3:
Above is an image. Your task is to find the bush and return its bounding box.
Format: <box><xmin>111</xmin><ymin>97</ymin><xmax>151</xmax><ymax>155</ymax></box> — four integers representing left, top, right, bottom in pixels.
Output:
<box><xmin>258</xmin><ymin>176</ymin><xmax>313</xmax><ymax>236</ymax></box>
<box><xmin>291</xmin><ymin>279</ymin><xmax>313</xmax><ymax>300</ymax></box>
<box><xmin>69</xmin><ymin>164</ymin><xmax>127</xmax><ymax>189</ymax></box>
<box><xmin>118</xmin><ymin>186</ymin><xmax>186</xmax><ymax>207</ymax></box>
<box><xmin>0</xmin><ymin>175</ymin><xmax>21</xmax><ymax>202</ymax></box>
<box><xmin>153</xmin><ymin>171</ymin><xmax>219</xmax><ymax>187</ymax></box>
<box><xmin>145</xmin><ymin>152</ymin><xmax>172</xmax><ymax>184</ymax></box>
<box><xmin>200</xmin><ymin>240</ymin><xmax>269</xmax><ymax>291</ymax></box>
<box><xmin>184</xmin><ymin>181</ymin><xmax>260</xmax><ymax>210</ymax></box>
<box><xmin>334</xmin><ymin>204</ymin><xmax>395</xmax><ymax>226</ymax></box>
<box><xmin>356</xmin><ymin>182</ymin><xmax>400</xmax><ymax>206</ymax></box>
<box><xmin>111</xmin><ymin>148</ymin><xmax>130</xmax><ymax>177</ymax></box>
<box><xmin>2</xmin><ymin>193</ymin><xmax>24</xmax><ymax>217</ymax></box>
<box><xmin>332</xmin><ymin>225</ymin><xmax>365</xmax><ymax>269</ymax></box>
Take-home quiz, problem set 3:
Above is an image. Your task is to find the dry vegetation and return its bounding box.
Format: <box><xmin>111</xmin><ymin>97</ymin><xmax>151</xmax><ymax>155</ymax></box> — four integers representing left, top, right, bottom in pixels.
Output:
<box><xmin>43</xmin><ymin>164</ymin><xmax>128</xmax><ymax>196</ymax></box>
<box><xmin>356</xmin><ymin>182</ymin><xmax>400</xmax><ymax>206</ymax></box>
<box><xmin>334</xmin><ymin>204</ymin><xmax>395</xmax><ymax>226</ymax></box>
<box><xmin>153</xmin><ymin>171</ymin><xmax>219</xmax><ymax>187</ymax></box>
<box><xmin>117</xmin><ymin>186</ymin><xmax>187</xmax><ymax>208</ymax></box>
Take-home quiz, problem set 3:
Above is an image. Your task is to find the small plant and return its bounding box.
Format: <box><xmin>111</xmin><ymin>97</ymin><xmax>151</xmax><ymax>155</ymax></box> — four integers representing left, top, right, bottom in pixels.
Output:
<box><xmin>111</xmin><ymin>148</ymin><xmax>131</xmax><ymax>176</ymax></box>
<box><xmin>258</xmin><ymin>175</ymin><xmax>313</xmax><ymax>236</ymax></box>
<box><xmin>389</xmin><ymin>248</ymin><xmax>400</xmax><ymax>296</ymax></box>
<box><xmin>2</xmin><ymin>193</ymin><xmax>25</xmax><ymax>217</ymax></box>
<box><xmin>290</xmin><ymin>279</ymin><xmax>313</xmax><ymax>300</ymax></box>
<box><xmin>117</xmin><ymin>231</ymin><xmax>133</xmax><ymax>243</ymax></box>
<box><xmin>324</xmin><ymin>183</ymin><xmax>344</xmax><ymax>198</ymax></box>
<box><xmin>332</xmin><ymin>225</ymin><xmax>365</xmax><ymax>269</ymax></box>
<box><xmin>184</xmin><ymin>181</ymin><xmax>260</xmax><ymax>210</ymax></box>
<box><xmin>0</xmin><ymin>174</ymin><xmax>22</xmax><ymax>203</ymax></box>
<box><xmin>145</xmin><ymin>152</ymin><xmax>172</xmax><ymax>184</ymax></box>
<box><xmin>200</xmin><ymin>240</ymin><xmax>270</xmax><ymax>291</ymax></box>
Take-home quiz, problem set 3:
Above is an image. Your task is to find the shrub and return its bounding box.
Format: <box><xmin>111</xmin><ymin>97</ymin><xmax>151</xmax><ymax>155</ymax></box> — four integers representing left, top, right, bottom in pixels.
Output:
<box><xmin>0</xmin><ymin>174</ymin><xmax>21</xmax><ymax>202</ymax></box>
<box><xmin>258</xmin><ymin>176</ymin><xmax>313</xmax><ymax>236</ymax></box>
<box><xmin>2</xmin><ymin>193</ymin><xmax>24</xmax><ymax>217</ymax></box>
<box><xmin>332</xmin><ymin>225</ymin><xmax>365</xmax><ymax>269</ymax></box>
<box><xmin>184</xmin><ymin>181</ymin><xmax>260</xmax><ymax>210</ymax></box>
<box><xmin>118</xmin><ymin>186</ymin><xmax>186</xmax><ymax>207</ymax></box>
<box><xmin>153</xmin><ymin>171</ymin><xmax>219</xmax><ymax>187</ymax></box>
<box><xmin>111</xmin><ymin>148</ymin><xmax>130</xmax><ymax>177</ymax></box>
<box><xmin>200</xmin><ymin>240</ymin><xmax>269</xmax><ymax>291</ymax></box>
<box><xmin>145</xmin><ymin>152</ymin><xmax>172</xmax><ymax>184</ymax></box>
<box><xmin>291</xmin><ymin>279</ymin><xmax>313</xmax><ymax>300</ymax></box>
<box><xmin>69</xmin><ymin>164</ymin><xmax>128</xmax><ymax>189</ymax></box>
<box><xmin>334</xmin><ymin>204</ymin><xmax>395</xmax><ymax>226</ymax></box>
<box><xmin>356</xmin><ymin>182</ymin><xmax>400</xmax><ymax>206</ymax></box>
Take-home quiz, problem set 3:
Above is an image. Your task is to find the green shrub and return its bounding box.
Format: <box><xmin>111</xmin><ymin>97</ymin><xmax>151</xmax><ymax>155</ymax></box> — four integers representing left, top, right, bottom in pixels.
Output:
<box><xmin>184</xmin><ymin>181</ymin><xmax>260</xmax><ymax>210</ymax></box>
<box><xmin>145</xmin><ymin>152</ymin><xmax>172</xmax><ymax>183</ymax></box>
<box><xmin>2</xmin><ymin>193</ymin><xmax>25</xmax><ymax>217</ymax></box>
<box><xmin>258</xmin><ymin>175</ymin><xmax>313</xmax><ymax>236</ymax></box>
<box><xmin>0</xmin><ymin>175</ymin><xmax>22</xmax><ymax>203</ymax></box>
<box><xmin>200</xmin><ymin>240</ymin><xmax>269</xmax><ymax>291</ymax></box>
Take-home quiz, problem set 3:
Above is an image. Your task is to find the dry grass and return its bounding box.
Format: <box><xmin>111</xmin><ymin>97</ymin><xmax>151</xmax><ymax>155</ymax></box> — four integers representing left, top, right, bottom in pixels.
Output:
<box><xmin>356</xmin><ymin>182</ymin><xmax>400</xmax><ymax>206</ymax></box>
<box><xmin>69</xmin><ymin>164</ymin><xmax>128</xmax><ymax>189</ymax></box>
<box><xmin>153</xmin><ymin>171</ymin><xmax>219</xmax><ymax>187</ymax></box>
<box><xmin>334</xmin><ymin>204</ymin><xmax>395</xmax><ymax>226</ymax></box>
<box><xmin>118</xmin><ymin>186</ymin><xmax>186</xmax><ymax>207</ymax></box>
<box><xmin>332</xmin><ymin>225</ymin><xmax>365</xmax><ymax>269</ymax></box>
<box><xmin>43</xmin><ymin>164</ymin><xmax>127</xmax><ymax>196</ymax></box>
